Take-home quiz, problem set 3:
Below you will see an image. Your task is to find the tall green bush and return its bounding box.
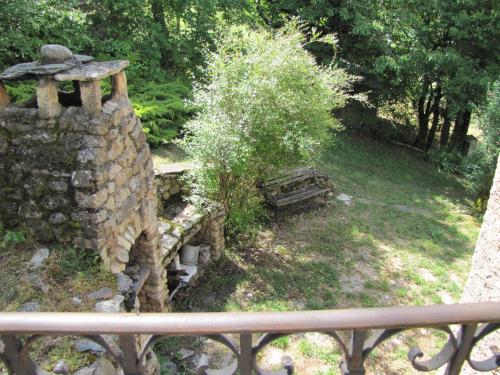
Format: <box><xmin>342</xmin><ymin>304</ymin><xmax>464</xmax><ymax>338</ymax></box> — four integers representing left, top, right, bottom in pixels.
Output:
<box><xmin>466</xmin><ymin>82</ymin><xmax>500</xmax><ymax>211</ymax></box>
<box><xmin>182</xmin><ymin>24</ymin><xmax>359</xmax><ymax>232</ymax></box>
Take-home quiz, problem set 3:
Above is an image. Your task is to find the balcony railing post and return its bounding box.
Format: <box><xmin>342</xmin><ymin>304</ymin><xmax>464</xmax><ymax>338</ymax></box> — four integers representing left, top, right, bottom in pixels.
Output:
<box><xmin>0</xmin><ymin>335</ymin><xmax>40</xmax><ymax>375</ymax></box>
<box><xmin>119</xmin><ymin>335</ymin><xmax>147</xmax><ymax>375</ymax></box>
<box><xmin>239</xmin><ymin>333</ymin><xmax>253</xmax><ymax>375</ymax></box>
<box><xmin>445</xmin><ymin>324</ymin><xmax>478</xmax><ymax>375</ymax></box>
<box><xmin>340</xmin><ymin>330</ymin><xmax>367</xmax><ymax>375</ymax></box>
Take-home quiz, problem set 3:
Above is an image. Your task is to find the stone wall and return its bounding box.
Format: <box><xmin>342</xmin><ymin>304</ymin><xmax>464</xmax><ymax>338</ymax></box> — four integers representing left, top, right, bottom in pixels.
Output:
<box><xmin>459</xmin><ymin>156</ymin><xmax>499</xmax><ymax>374</ymax></box>
<box><xmin>461</xmin><ymin>155</ymin><xmax>500</xmax><ymax>303</ymax></box>
<box><xmin>0</xmin><ymin>50</ymin><xmax>168</xmax><ymax>311</ymax></box>
<box><xmin>155</xmin><ymin>166</ymin><xmax>226</xmax><ymax>271</ymax></box>
<box><xmin>0</xmin><ymin>86</ymin><xmax>160</xmax><ymax>266</ymax></box>
<box><xmin>154</xmin><ymin>164</ymin><xmax>188</xmax><ymax>216</ymax></box>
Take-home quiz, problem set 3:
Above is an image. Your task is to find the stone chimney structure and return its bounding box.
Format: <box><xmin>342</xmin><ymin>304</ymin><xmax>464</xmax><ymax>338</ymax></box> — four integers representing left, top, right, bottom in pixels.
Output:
<box><xmin>0</xmin><ymin>45</ymin><xmax>167</xmax><ymax>311</ymax></box>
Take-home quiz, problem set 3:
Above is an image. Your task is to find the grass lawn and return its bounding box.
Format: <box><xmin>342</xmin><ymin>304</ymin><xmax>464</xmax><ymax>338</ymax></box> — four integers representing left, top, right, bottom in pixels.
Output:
<box><xmin>161</xmin><ymin>132</ymin><xmax>481</xmax><ymax>374</ymax></box>
<box><xmin>151</xmin><ymin>143</ymin><xmax>190</xmax><ymax>166</ymax></box>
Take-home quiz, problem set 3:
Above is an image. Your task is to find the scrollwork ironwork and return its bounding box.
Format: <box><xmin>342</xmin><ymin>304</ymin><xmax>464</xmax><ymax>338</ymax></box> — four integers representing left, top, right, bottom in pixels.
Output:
<box><xmin>0</xmin><ymin>310</ymin><xmax>498</xmax><ymax>374</ymax></box>
<box><xmin>468</xmin><ymin>323</ymin><xmax>500</xmax><ymax>372</ymax></box>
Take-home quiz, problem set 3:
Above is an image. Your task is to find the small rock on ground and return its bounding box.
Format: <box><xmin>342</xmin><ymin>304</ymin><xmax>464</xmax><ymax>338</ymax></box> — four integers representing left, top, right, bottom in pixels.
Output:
<box><xmin>178</xmin><ymin>348</ymin><xmax>195</xmax><ymax>360</ymax></box>
<box><xmin>53</xmin><ymin>359</ymin><xmax>69</xmax><ymax>374</ymax></box>
<box><xmin>18</xmin><ymin>301</ymin><xmax>40</xmax><ymax>312</ymax></box>
<box><xmin>88</xmin><ymin>287</ymin><xmax>114</xmax><ymax>300</ymax></box>
<box><xmin>95</xmin><ymin>295</ymin><xmax>125</xmax><ymax>313</ymax></box>
<box><xmin>72</xmin><ymin>296</ymin><xmax>82</xmax><ymax>306</ymax></box>
<box><xmin>337</xmin><ymin>193</ymin><xmax>353</xmax><ymax>206</ymax></box>
<box><xmin>74</xmin><ymin>339</ymin><xmax>106</xmax><ymax>355</ymax></box>
<box><xmin>29</xmin><ymin>247</ymin><xmax>50</xmax><ymax>269</ymax></box>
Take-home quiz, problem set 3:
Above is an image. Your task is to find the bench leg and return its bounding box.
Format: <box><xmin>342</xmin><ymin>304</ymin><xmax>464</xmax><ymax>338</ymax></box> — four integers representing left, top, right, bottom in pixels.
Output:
<box><xmin>275</xmin><ymin>208</ymin><xmax>282</xmax><ymax>224</ymax></box>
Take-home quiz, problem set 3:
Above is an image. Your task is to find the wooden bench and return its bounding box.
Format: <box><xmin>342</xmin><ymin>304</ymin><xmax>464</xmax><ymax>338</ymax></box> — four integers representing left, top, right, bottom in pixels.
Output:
<box><xmin>258</xmin><ymin>168</ymin><xmax>330</xmax><ymax>217</ymax></box>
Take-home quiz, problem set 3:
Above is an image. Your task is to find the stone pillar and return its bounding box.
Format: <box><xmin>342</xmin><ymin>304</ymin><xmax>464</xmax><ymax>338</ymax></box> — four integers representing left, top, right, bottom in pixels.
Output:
<box><xmin>36</xmin><ymin>77</ymin><xmax>62</xmax><ymax>119</ymax></box>
<box><xmin>80</xmin><ymin>80</ymin><xmax>102</xmax><ymax>114</ymax></box>
<box><xmin>459</xmin><ymin>156</ymin><xmax>500</xmax><ymax>374</ymax></box>
<box><xmin>0</xmin><ymin>82</ymin><xmax>10</xmax><ymax>108</ymax></box>
<box><xmin>112</xmin><ymin>70</ymin><xmax>128</xmax><ymax>99</ymax></box>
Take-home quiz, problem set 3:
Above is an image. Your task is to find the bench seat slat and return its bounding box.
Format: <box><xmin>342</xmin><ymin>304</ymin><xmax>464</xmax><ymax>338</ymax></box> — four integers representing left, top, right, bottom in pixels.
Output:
<box><xmin>260</xmin><ymin>168</ymin><xmax>314</xmax><ymax>189</ymax></box>
<box><xmin>268</xmin><ymin>185</ymin><xmax>329</xmax><ymax>207</ymax></box>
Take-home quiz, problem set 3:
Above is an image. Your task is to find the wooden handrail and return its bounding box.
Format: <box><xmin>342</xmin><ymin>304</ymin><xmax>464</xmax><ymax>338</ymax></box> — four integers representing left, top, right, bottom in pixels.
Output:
<box><xmin>0</xmin><ymin>302</ymin><xmax>499</xmax><ymax>335</ymax></box>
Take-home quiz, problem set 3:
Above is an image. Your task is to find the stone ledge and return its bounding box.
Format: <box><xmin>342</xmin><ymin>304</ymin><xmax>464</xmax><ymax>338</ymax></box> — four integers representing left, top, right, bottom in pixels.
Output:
<box><xmin>158</xmin><ymin>200</ymin><xmax>224</xmax><ymax>267</ymax></box>
<box><xmin>154</xmin><ymin>162</ymin><xmax>193</xmax><ymax>177</ymax></box>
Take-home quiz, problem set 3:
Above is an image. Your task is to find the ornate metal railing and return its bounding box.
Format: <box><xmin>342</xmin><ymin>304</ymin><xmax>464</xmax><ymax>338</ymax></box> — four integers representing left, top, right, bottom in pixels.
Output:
<box><xmin>0</xmin><ymin>302</ymin><xmax>499</xmax><ymax>374</ymax></box>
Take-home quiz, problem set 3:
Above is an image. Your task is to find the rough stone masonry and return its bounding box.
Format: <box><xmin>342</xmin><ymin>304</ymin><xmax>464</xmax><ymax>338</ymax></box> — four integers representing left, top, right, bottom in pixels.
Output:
<box><xmin>459</xmin><ymin>156</ymin><xmax>500</xmax><ymax>374</ymax></box>
<box><xmin>0</xmin><ymin>45</ymin><xmax>167</xmax><ymax>311</ymax></box>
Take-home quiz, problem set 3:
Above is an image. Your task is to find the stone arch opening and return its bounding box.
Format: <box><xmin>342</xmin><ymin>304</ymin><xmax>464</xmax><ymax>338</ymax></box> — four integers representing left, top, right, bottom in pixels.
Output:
<box><xmin>120</xmin><ymin>231</ymin><xmax>152</xmax><ymax>312</ymax></box>
<box><xmin>57</xmin><ymin>80</ymin><xmax>82</xmax><ymax>107</ymax></box>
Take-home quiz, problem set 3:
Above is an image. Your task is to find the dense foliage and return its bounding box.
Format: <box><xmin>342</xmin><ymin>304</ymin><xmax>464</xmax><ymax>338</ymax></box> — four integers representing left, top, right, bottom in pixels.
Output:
<box><xmin>465</xmin><ymin>82</ymin><xmax>500</xmax><ymax>210</ymax></box>
<box><xmin>182</xmin><ymin>24</ymin><xmax>357</xmax><ymax>231</ymax></box>
<box><xmin>130</xmin><ymin>79</ymin><xmax>193</xmax><ymax>146</ymax></box>
<box><xmin>256</xmin><ymin>0</ymin><xmax>500</xmax><ymax>153</ymax></box>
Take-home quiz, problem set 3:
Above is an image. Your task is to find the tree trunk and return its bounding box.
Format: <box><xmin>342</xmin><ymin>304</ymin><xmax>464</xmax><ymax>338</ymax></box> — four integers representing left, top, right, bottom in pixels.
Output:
<box><xmin>414</xmin><ymin>79</ymin><xmax>432</xmax><ymax>149</ymax></box>
<box><xmin>151</xmin><ymin>0</ymin><xmax>173</xmax><ymax>70</ymax></box>
<box><xmin>449</xmin><ymin>109</ymin><xmax>472</xmax><ymax>154</ymax></box>
<box><xmin>440</xmin><ymin>106</ymin><xmax>451</xmax><ymax>147</ymax></box>
<box><xmin>425</xmin><ymin>84</ymin><xmax>442</xmax><ymax>151</ymax></box>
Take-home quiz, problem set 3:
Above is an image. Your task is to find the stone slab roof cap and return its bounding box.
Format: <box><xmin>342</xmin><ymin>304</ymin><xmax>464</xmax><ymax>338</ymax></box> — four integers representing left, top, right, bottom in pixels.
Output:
<box><xmin>54</xmin><ymin>60</ymin><xmax>130</xmax><ymax>82</ymax></box>
<box><xmin>0</xmin><ymin>44</ymin><xmax>94</xmax><ymax>81</ymax></box>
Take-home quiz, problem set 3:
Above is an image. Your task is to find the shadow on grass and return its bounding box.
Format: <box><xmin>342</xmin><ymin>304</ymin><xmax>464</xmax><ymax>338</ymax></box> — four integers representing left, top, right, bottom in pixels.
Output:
<box><xmin>175</xmin><ymin>131</ymin><xmax>479</xmax><ymax>313</ymax></box>
<box><xmin>174</xmin><ymin>212</ymin><xmax>365</xmax><ymax>312</ymax></box>
<box><xmin>320</xmin><ymin>132</ymin><xmax>477</xmax><ymax>262</ymax></box>
<box><xmin>173</xmin><ymin>253</ymin><xmax>245</xmax><ymax>312</ymax></box>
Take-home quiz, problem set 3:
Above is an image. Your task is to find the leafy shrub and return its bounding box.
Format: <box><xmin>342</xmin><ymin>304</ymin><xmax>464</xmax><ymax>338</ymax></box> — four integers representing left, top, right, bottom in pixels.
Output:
<box><xmin>0</xmin><ymin>0</ymin><xmax>92</xmax><ymax>69</ymax></box>
<box><xmin>463</xmin><ymin>82</ymin><xmax>500</xmax><ymax>211</ymax></box>
<box><xmin>2</xmin><ymin>230</ymin><xmax>26</xmax><ymax>244</ymax></box>
<box><xmin>182</xmin><ymin>23</ymin><xmax>359</xmax><ymax>233</ymax></box>
<box><xmin>430</xmin><ymin>148</ymin><xmax>465</xmax><ymax>175</ymax></box>
<box><xmin>48</xmin><ymin>246</ymin><xmax>102</xmax><ymax>283</ymax></box>
<box><xmin>5</xmin><ymin>81</ymin><xmax>37</xmax><ymax>103</ymax></box>
<box><xmin>130</xmin><ymin>79</ymin><xmax>194</xmax><ymax>146</ymax></box>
